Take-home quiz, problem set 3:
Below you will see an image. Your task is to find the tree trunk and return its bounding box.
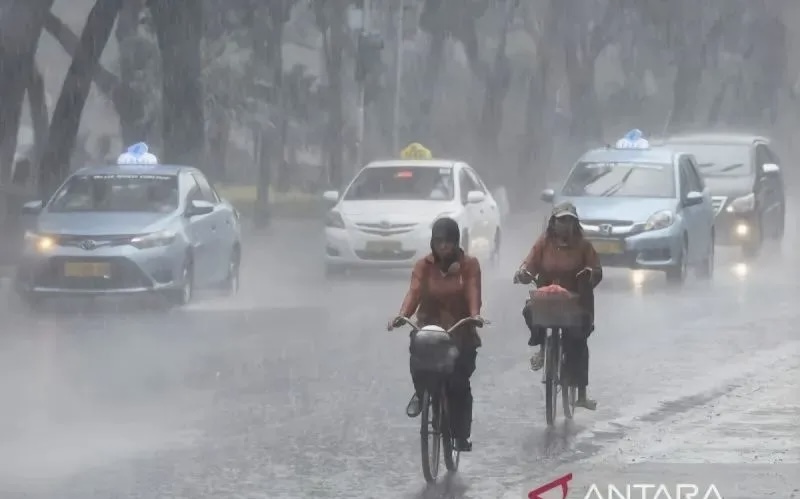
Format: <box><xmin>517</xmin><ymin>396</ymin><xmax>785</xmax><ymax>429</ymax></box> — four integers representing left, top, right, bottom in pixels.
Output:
<box><xmin>268</xmin><ymin>1</ymin><xmax>289</xmax><ymax>193</ymax></box>
<box><xmin>323</xmin><ymin>0</ymin><xmax>347</xmax><ymax>190</ymax></box>
<box><xmin>114</xmin><ymin>0</ymin><xmax>146</xmax><ymax>144</ymax></box>
<box><xmin>0</xmin><ymin>0</ymin><xmax>55</xmax><ymax>183</ymax></box>
<box><xmin>565</xmin><ymin>41</ymin><xmax>602</xmax><ymax>144</ymax></box>
<box><xmin>150</xmin><ymin>0</ymin><xmax>205</xmax><ymax>166</ymax></box>
<box><xmin>38</xmin><ymin>0</ymin><xmax>122</xmax><ymax>199</ymax></box>
<box><xmin>477</xmin><ymin>0</ymin><xmax>517</xmax><ymax>181</ymax></box>
<box><xmin>207</xmin><ymin>108</ymin><xmax>230</xmax><ymax>182</ymax></box>
<box><xmin>27</xmin><ymin>63</ymin><xmax>48</xmax><ymax>171</ymax></box>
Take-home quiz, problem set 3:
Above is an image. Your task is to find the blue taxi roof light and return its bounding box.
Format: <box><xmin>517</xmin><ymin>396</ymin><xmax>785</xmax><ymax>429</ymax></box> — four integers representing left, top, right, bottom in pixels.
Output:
<box><xmin>117</xmin><ymin>142</ymin><xmax>159</xmax><ymax>165</ymax></box>
<box><xmin>615</xmin><ymin>128</ymin><xmax>649</xmax><ymax>150</ymax></box>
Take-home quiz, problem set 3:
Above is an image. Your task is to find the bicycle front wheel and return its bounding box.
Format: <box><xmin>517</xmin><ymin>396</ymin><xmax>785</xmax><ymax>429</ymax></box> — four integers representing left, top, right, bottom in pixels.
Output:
<box><xmin>544</xmin><ymin>334</ymin><xmax>559</xmax><ymax>426</ymax></box>
<box><xmin>562</xmin><ymin>384</ymin><xmax>576</xmax><ymax>419</ymax></box>
<box><xmin>441</xmin><ymin>387</ymin><xmax>459</xmax><ymax>472</ymax></box>
<box><xmin>420</xmin><ymin>390</ymin><xmax>441</xmax><ymax>483</ymax></box>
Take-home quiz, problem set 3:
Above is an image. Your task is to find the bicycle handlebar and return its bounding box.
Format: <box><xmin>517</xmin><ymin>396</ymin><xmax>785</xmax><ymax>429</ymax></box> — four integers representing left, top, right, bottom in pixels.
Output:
<box><xmin>392</xmin><ymin>315</ymin><xmax>488</xmax><ymax>334</ymax></box>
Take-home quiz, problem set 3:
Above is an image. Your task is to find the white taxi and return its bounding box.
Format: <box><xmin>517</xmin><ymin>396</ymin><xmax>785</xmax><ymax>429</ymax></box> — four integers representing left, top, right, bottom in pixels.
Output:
<box><xmin>322</xmin><ymin>159</ymin><xmax>502</xmax><ymax>275</ymax></box>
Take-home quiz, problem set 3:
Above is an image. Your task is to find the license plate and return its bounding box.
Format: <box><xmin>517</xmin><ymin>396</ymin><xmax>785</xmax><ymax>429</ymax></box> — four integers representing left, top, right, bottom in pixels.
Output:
<box><xmin>64</xmin><ymin>262</ymin><xmax>111</xmax><ymax>278</ymax></box>
<box><xmin>365</xmin><ymin>240</ymin><xmax>402</xmax><ymax>252</ymax></box>
<box><xmin>590</xmin><ymin>239</ymin><xmax>623</xmax><ymax>254</ymax></box>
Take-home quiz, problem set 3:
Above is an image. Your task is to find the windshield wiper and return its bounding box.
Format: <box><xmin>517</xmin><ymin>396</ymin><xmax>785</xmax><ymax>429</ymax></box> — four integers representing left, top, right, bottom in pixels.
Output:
<box><xmin>719</xmin><ymin>163</ymin><xmax>744</xmax><ymax>172</ymax></box>
<box><xmin>599</xmin><ymin>168</ymin><xmax>634</xmax><ymax>197</ymax></box>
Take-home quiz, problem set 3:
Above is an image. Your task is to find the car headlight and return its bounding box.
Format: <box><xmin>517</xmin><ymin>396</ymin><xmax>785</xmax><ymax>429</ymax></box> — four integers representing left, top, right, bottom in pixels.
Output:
<box><xmin>430</xmin><ymin>212</ymin><xmax>457</xmax><ymax>228</ymax></box>
<box><xmin>24</xmin><ymin>231</ymin><xmax>56</xmax><ymax>252</ymax></box>
<box><xmin>726</xmin><ymin>193</ymin><xmax>755</xmax><ymax>213</ymax></box>
<box><xmin>644</xmin><ymin>210</ymin><xmax>674</xmax><ymax>231</ymax></box>
<box><xmin>130</xmin><ymin>230</ymin><xmax>176</xmax><ymax>249</ymax></box>
<box><xmin>325</xmin><ymin>210</ymin><xmax>345</xmax><ymax>229</ymax></box>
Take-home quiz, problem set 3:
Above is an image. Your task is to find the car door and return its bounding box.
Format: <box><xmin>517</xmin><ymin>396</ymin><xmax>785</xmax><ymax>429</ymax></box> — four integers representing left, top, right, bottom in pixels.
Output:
<box><xmin>190</xmin><ymin>172</ymin><xmax>228</xmax><ymax>282</ymax></box>
<box><xmin>184</xmin><ymin>174</ymin><xmax>217</xmax><ymax>286</ymax></box>
<box><xmin>754</xmin><ymin>143</ymin><xmax>782</xmax><ymax>233</ymax></box>
<box><xmin>678</xmin><ymin>157</ymin><xmax>703</xmax><ymax>263</ymax></box>
<box><xmin>685</xmin><ymin>156</ymin><xmax>713</xmax><ymax>257</ymax></box>
<box><xmin>465</xmin><ymin>167</ymin><xmax>497</xmax><ymax>241</ymax></box>
<box><xmin>457</xmin><ymin>167</ymin><xmax>482</xmax><ymax>251</ymax></box>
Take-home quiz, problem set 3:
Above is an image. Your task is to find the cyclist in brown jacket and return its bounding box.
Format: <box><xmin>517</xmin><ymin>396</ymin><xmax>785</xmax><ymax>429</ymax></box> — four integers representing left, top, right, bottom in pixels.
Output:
<box><xmin>388</xmin><ymin>217</ymin><xmax>485</xmax><ymax>452</ymax></box>
<box><xmin>514</xmin><ymin>202</ymin><xmax>602</xmax><ymax>409</ymax></box>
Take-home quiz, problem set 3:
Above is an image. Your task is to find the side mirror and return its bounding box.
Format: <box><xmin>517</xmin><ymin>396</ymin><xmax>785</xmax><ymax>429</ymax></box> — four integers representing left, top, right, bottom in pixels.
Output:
<box><xmin>683</xmin><ymin>191</ymin><xmax>704</xmax><ymax>207</ymax></box>
<box><xmin>322</xmin><ymin>190</ymin><xmax>339</xmax><ymax>203</ymax></box>
<box><xmin>466</xmin><ymin>190</ymin><xmax>485</xmax><ymax>204</ymax></box>
<box><xmin>185</xmin><ymin>199</ymin><xmax>214</xmax><ymax>217</ymax></box>
<box><xmin>762</xmin><ymin>163</ymin><xmax>780</xmax><ymax>174</ymax></box>
<box><xmin>22</xmin><ymin>200</ymin><xmax>43</xmax><ymax>215</ymax></box>
<box><xmin>540</xmin><ymin>188</ymin><xmax>555</xmax><ymax>203</ymax></box>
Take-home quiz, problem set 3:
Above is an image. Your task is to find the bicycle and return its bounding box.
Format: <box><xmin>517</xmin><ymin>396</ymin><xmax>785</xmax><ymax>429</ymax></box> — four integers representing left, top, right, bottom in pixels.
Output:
<box><xmin>516</xmin><ymin>269</ymin><xmax>586</xmax><ymax>426</ymax></box>
<box><xmin>392</xmin><ymin>315</ymin><xmax>487</xmax><ymax>483</ymax></box>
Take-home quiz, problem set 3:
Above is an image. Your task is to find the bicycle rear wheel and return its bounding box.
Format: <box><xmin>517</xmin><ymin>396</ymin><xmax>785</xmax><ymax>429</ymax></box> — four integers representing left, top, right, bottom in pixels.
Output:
<box><xmin>441</xmin><ymin>387</ymin><xmax>459</xmax><ymax>472</ymax></box>
<box><xmin>420</xmin><ymin>390</ymin><xmax>442</xmax><ymax>483</ymax></box>
<box><xmin>544</xmin><ymin>333</ymin><xmax>559</xmax><ymax>426</ymax></box>
<box><xmin>562</xmin><ymin>384</ymin><xmax>577</xmax><ymax>419</ymax></box>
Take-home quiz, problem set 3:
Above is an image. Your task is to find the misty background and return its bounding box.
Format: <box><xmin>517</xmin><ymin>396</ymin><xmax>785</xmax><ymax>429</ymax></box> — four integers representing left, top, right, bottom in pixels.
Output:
<box><xmin>2</xmin><ymin>0</ymin><xmax>799</xmax><ymax>234</ymax></box>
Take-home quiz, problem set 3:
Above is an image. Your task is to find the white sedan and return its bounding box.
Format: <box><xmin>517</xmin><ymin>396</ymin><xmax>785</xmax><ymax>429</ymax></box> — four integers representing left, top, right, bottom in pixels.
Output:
<box><xmin>322</xmin><ymin>159</ymin><xmax>502</xmax><ymax>275</ymax></box>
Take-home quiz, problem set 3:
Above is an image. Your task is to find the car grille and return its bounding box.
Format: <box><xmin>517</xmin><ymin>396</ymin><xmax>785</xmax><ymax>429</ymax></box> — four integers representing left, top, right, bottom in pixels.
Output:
<box><xmin>356</xmin><ymin>222</ymin><xmax>418</xmax><ymax>236</ymax></box>
<box><xmin>581</xmin><ymin>219</ymin><xmax>634</xmax><ymax>227</ymax></box>
<box><xmin>51</xmin><ymin>234</ymin><xmax>136</xmax><ymax>249</ymax></box>
<box><xmin>710</xmin><ymin>196</ymin><xmax>727</xmax><ymax>216</ymax></box>
<box><xmin>355</xmin><ymin>249</ymin><xmax>416</xmax><ymax>261</ymax></box>
<box><xmin>33</xmin><ymin>256</ymin><xmax>152</xmax><ymax>290</ymax></box>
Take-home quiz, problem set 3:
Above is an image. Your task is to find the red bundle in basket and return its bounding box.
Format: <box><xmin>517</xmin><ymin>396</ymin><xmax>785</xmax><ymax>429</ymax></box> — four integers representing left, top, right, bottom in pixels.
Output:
<box><xmin>534</xmin><ymin>284</ymin><xmax>571</xmax><ymax>296</ymax></box>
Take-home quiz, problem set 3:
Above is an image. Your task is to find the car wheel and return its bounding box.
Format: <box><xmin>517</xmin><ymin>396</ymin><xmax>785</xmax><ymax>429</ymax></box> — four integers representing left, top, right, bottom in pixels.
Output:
<box><xmin>223</xmin><ymin>247</ymin><xmax>240</xmax><ymax>296</ymax></box>
<box><xmin>324</xmin><ymin>263</ymin><xmax>346</xmax><ymax>279</ymax></box>
<box><xmin>695</xmin><ymin>233</ymin><xmax>714</xmax><ymax>280</ymax></box>
<box><xmin>666</xmin><ymin>238</ymin><xmax>688</xmax><ymax>285</ymax></box>
<box><xmin>169</xmin><ymin>259</ymin><xmax>194</xmax><ymax>306</ymax></box>
<box><xmin>489</xmin><ymin>230</ymin><xmax>501</xmax><ymax>268</ymax></box>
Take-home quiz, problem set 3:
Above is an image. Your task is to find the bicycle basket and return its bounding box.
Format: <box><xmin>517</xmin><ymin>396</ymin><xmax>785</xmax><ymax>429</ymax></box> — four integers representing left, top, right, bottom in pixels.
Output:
<box><xmin>410</xmin><ymin>326</ymin><xmax>458</xmax><ymax>375</ymax></box>
<box><xmin>528</xmin><ymin>291</ymin><xmax>585</xmax><ymax>328</ymax></box>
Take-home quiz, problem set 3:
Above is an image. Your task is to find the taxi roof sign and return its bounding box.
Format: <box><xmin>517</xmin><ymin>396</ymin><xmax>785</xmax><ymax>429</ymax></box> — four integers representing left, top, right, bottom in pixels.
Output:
<box><xmin>400</xmin><ymin>142</ymin><xmax>432</xmax><ymax>160</ymax></box>
<box><xmin>615</xmin><ymin>129</ymin><xmax>649</xmax><ymax>150</ymax></box>
<box><xmin>117</xmin><ymin>142</ymin><xmax>158</xmax><ymax>165</ymax></box>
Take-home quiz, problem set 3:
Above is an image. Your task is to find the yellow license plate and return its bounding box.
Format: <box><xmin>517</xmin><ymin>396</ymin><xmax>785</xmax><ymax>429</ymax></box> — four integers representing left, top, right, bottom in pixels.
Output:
<box><xmin>64</xmin><ymin>262</ymin><xmax>111</xmax><ymax>278</ymax></box>
<box><xmin>365</xmin><ymin>240</ymin><xmax>402</xmax><ymax>252</ymax></box>
<box><xmin>590</xmin><ymin>239</ymin><xmax>623</xmax><ymax>254</ymax></box>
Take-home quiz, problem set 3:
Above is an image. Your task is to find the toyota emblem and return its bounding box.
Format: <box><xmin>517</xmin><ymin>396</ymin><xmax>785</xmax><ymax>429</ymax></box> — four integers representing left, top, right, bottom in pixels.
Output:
<box><xmin>379</xmin><ymin>220</ymin><xmax>391</xmax><ymax>229</ymax></box>
<box><xmin>598</xmin><ymin>224</ymin><xmax>612</xmax><ymax>235</ymax></box>
<box><xmin>80</xmin><ymin>239</ymin><xmax>97</xmax><ymax>250</ymax></box>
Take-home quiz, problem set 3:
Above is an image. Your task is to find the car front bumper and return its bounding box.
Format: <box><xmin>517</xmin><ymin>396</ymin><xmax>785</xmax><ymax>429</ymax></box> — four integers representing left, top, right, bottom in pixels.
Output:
<box><xmin>15</xmin><ymin>241</ymin><xmax>187</xmax><ymax>296</ymax></box>
<box><xmin>713</xmin><ymin>212</ymin><xmax>759</xmax><ymax>246</ymax></box>
<box><xmin>585</xmin><ymin>224</ymin><xmax>684</xmax><ymax>271</ymax></box>
<box><xmin>324</xmin><ymin>224</ymin><xmax>432</xmax><ymax>269</ymax></box>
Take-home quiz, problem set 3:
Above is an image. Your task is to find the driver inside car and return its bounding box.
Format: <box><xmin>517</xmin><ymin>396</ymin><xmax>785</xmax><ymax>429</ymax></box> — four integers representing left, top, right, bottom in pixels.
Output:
<box><xmin>514</xmin><ymin>202</ymin><xmax>602</xmax><ymax>410</ymax></box>
<box><xmin>388</xmin><ymin>217</ymin><xmax>484</xmax><ymax>452</ymax></box>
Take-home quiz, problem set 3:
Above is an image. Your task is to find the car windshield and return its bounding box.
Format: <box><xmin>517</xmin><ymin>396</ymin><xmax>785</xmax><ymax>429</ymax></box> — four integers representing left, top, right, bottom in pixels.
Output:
<box><xmin>668</xmin><ymin>143</ymin><xmax>752</xmax><ymax>177</ymax></box>
<box><xmin>562</xmin><ymin>161</ymin><xmax>676</xmax><ymax>198</ymax></box>
<box><xmin>343</xmin><ymin>166</ymin><xmax>454</xmax><ymax>201</ymax></box>
<box><xmin>48</xmin><ymin>173</ymin><xmax>179</xmax><ymax>213</ymax></box>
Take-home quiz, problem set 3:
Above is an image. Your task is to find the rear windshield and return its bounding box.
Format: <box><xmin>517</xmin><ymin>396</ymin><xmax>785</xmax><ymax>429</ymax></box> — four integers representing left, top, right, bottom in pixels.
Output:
<box><xmin>343</xmin><ymin>166</ymin><xmax>454</xmax><ymax>201</ymax></box>
<box><xmin>667</xmin><ymin>143</ymin><xmax>753</xmax><ymax>177</ymax></box>
<box><xmin>48</xmin><ymin>173</ymin><xmax>179</xmax><ymax>213</ymax></box>
<box><xmin>562</xmin><ymin>161</ymin><xmax>676</xmax><ymax>198</ymax></box>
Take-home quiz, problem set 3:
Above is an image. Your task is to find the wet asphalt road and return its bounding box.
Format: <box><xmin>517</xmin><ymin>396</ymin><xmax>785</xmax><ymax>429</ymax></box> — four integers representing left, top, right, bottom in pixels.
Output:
<box><xmin>0</xmin><ymin>212</ymin><xmax>798</xmax><ymax>499</ymax></box>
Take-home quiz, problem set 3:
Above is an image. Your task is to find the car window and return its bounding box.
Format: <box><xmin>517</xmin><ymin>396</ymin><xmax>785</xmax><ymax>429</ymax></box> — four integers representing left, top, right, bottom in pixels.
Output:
<box><xmin>48</xmin><ymin>173</ymin><xmax>179</xmax><ymax>213</ymax></box>
<box><xmin>681</xmin><ymin>157</ymin><xmax>703</xmax><ymax>193</ymax></box>
<box><xmin>191</xmin><ymin>173</ymin><xmax>219</xmax><ymax>203</ymax></box>
<box><xmin>667</xmin><ymin>143</ymin><xmax>752</xmax><ymax>177</ymax></box>
<box><xmin>562</xmin><ymin>161</ymin><xmax>676</xmax><ymax>198</ymax></box>
<box><xmin>343</xmin><ymin>166</ymin><xmax>454</xmax><ymax>201</ymax></box>
<box><xmin>459</xmin><ymin>169</ymin><xmax>479</xmax><ymax>204</ymax></box>
<box><xmin>465</xmin><ymin>168</ymin><xmax>486</xmax><ymax>193</ymax></box>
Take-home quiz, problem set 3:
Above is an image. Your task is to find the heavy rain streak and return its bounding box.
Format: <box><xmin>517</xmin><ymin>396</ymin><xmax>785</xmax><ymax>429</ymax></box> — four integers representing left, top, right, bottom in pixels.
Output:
<box><xmin>0</xmin><ymin>0</ymin><xmax>798</xmax><ymax>498</ymax></box>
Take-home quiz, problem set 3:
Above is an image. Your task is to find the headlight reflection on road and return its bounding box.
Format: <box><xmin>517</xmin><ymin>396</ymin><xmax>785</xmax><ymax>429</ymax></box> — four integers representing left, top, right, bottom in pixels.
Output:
<box><xmin>631</xmin><ymin>270</ymin><xmax>645</xmax><ymax>287</ymax></box>
<box><xmin>733</xmin><ymin>262</ymin><xmax>748</xmax><ymax>279</ymax></box>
